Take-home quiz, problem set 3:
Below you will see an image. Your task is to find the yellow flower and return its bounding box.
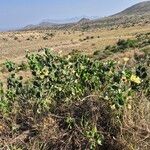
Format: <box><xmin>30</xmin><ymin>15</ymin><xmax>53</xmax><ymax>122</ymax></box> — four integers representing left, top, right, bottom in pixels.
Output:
<box><xmin>123</xmin><ymin>57</ymin><xmax>129</xmax><ymax>62</ymax></box>
<box><xmin>121</xmin><ymin>76</ymin><xmax>127</xmax><ymax>82</ymax></box>
<box><xmin>42</xmin><ymin>67</ymin><xmax>49</xmax><ymax>76</ymax></box>
<box><xmin>40</xmin><ymin>75</ymin><xmax>45</xmax><ymax>79</ymax></box>
<box><xmin>128</xmin><ymin>104</ymin><xmax>132</xmax><ymax>110</ymax></box>
<box><xmin>108</xmin><ymin>70</ymin><xmax>113</xmax><ymax>76</ymax></box>
<box><xmin>130</xmin><ymin>75</ymin><xmax>141</xmax><ymax>84</ymax></box>
<box><xmin>67</xmin><ymin>55</ymin><xmax>71</xmax><ymax>59</ymax></box>
<box><xmin>111</xmin><ymin>104</ymin><xmax>116</xmax><ymax>110</ymax></box>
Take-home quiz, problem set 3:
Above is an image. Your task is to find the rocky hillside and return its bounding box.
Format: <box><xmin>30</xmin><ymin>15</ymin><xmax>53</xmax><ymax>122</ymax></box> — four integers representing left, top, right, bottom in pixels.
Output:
<box><xmin>73</xmin><ymin>1</ymin><xmax>150</xmax><ymax>30</ymax></box>
<box><xmin>115</xmin><ymin>1</ymin><xmax>150</xmax><ymax>16</ymax></box>
<box><xmin>22</xmin><ymin>1</ymin><xmax>150</xmax><ymax>30</ymax></box>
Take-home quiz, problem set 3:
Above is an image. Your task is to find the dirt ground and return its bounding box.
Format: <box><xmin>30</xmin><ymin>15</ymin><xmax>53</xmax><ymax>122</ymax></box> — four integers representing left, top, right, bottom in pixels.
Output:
<box><xmin>0</xmin><ymin>25</ymin><xmax>150</xmax><ymax>64</ymax></box>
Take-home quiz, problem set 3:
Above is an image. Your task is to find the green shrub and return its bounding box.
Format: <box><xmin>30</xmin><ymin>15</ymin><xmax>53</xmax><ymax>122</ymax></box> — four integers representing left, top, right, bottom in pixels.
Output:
<box><xmin>4</xmin><ymin>61</ymin><xmax>16</xmax><ymax>72</ymax></box>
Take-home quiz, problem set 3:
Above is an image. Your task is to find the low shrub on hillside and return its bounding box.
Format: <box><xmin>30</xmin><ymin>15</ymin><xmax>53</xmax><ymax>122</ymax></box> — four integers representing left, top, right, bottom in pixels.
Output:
<box><xmin>94</xmin><ymin>33</ymin><xmax>150</xmax><ymax>60</ymax></box>
<box><xmin>105</xmin><ymin>39</ymin><xmax>137</xmax><ymax>53</ymax></box>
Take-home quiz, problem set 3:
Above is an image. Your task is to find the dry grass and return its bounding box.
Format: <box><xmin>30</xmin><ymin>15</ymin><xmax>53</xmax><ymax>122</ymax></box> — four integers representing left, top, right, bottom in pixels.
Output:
<box><xmin>121</xmin><ymin>94</ymin><xmax>150</xmax><ymax>150</ymax></box>
<box><xmin>0</xmin><ymin>25</ymin><xmax>150</xmax><ymax>64</ymax></box>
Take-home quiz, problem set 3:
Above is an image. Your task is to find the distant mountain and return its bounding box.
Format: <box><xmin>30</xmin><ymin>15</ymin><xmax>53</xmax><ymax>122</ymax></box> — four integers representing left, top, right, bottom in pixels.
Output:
<box><xmin>23</xmin><ymin>16</ymin><xmax>98</xmax><ymax>30</ymax></box>
<box><xmin>23</xmin><ymin>22</ymin><xmax>57</xmax><ymax>30</ymax></box>
<box><xmin>78</xmin><ymin>18</ymin><xmax>91</xmax><ymax>24</ymax></box>
<box><xmin>22</xmin><ymin>1</ymin><xmax>150</xmax><ymax>31</ymax></box>
<box><xmin>38</xmin><ymin>22</ymin><xmax>57</xmax><ymax>27</ymax></box>
<box><xmin>41</xmin><ymin>16</ymin><xmax>98</xmax><ymax>24</ymax></box>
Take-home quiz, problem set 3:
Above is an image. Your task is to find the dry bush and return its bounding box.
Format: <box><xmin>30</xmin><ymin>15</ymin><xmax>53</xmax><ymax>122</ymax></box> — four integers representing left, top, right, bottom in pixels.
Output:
<box><xmin>121</xmin><ymin>93</ymin><xmax>150</xmax><ymax>150</ymax></box>
<box><xmin>0</xmin><ymin>97</ymin><xmax>125</xmax><ymax>150</ymax></box>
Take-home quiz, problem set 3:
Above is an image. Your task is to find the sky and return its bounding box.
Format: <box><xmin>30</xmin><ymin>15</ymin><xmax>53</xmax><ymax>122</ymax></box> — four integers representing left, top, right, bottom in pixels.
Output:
<box><xmin>0</xmin><ymin>0</ymin><xmax>147</xmax><ymax>30</ymax></box>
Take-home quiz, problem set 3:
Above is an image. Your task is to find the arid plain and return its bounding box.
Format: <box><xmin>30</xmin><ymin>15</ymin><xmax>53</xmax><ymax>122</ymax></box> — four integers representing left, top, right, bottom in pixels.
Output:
<box><xmin>0</xmin><ymin>25</ymin><xmax>150</xmax><ymax>64</ymax></box>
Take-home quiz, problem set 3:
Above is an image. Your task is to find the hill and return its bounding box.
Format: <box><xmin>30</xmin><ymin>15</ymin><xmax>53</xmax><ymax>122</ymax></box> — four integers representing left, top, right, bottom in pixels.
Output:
<box><xmin>115</xmin><ymin>1</ymin><xmax>150</xmax><ymax>16</ymax></box>
<box><xmin>23</xmin><ymin>17</ymin><xmax>93</xmax><ymax>30</ymax></box>
<box><xmin>73</xmin><ymin>1</ymin><xmax>150</xmax><ymax>30</ymax></box>
<box><xmin>22</xmin><ymin>1</ymin><xmax>150</xmax><ymax>31</ymax></box>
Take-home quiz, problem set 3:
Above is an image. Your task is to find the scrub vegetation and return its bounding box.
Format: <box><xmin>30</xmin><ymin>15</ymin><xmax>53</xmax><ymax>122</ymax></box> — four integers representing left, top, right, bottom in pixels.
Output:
<box><xmin>0</xmin><ymin>32</ymin><xmax>149</xmax><ymax>149</ymax></box>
